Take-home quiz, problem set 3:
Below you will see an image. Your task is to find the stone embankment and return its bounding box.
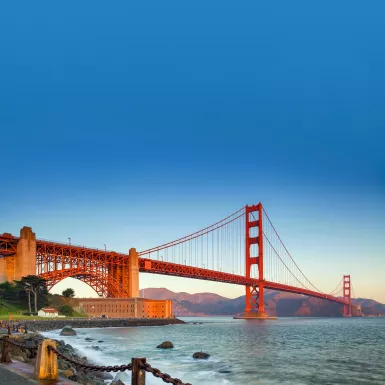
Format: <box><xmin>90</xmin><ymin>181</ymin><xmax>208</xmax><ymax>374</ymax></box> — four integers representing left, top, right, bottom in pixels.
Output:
<box><xmin>25</xmin><ymin>317</ymin><xmax>184</xmax><ymax>332</ymax></box>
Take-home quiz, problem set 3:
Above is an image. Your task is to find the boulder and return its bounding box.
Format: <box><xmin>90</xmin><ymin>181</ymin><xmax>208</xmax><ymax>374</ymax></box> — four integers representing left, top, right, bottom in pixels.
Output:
<box><xmin>12</xmin><ymin>355</ymin><xmax>25</xmax><ymax>363</ymax></box>
<box><xmin>89</xmin><ymin>345</ymin><xmax>101</xmax><ymax>351</ymax></box>
<box><xmin>59</xmin><ymin>368</ymin><xmax>77</xmax><ymax>381</ymax></box>
<box><xmin>58</xmin><ymin>358</ymin><xmax>71</xmax><ymax>370</ymax></box>
<box><xmin>112</xmin><ymin>372</ymin><xmax>130</xmax><ymax>383</ymax></box>
<box><xmin>85</xmin><ymin>337</ymin><xmax>94</xmax><ymax>341</ymax></box>
<box><xmin>111</xmin><ymin>380</ymin><xmax>126</xmax><ymax>385</ymax></box>
<box><xmin>64</xmin><ymin>343</ymin><xmax>74</xmax><ymax>353</ymax></box>
<box><xmin>193</xmin><ymin>352</ymin><xmax>210</xmax><ymax>359</ymax></box>
<box><xmin>60</xmin><ymin>326</ymin><xmax>77</xmax><ymax>336</ymax></box>
<box><xmin>94</xmin><ymin>371</ymin><xmax>114</xmax><ymax>380</ymax></box>
<box><xmin>98</xmin><ymin>340</ymin><xmax>104</xmax><ymax>343</ymax></box>
<box><xmin>156</xmin><ymin>341</ymin><xmax>174</xmax><ymax>349</ymax></box>
<box><xmin>87</xmin><ymin>376</ymin><xmax>106</xmax><ymax>385</ymax></box>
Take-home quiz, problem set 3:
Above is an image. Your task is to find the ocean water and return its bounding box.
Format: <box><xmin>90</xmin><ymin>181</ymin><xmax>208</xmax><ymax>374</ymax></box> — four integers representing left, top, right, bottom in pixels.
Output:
<box><xmin>41</xmin><ymin>317</ymin><xmax>385</xmax><ymax>385</ymax></box>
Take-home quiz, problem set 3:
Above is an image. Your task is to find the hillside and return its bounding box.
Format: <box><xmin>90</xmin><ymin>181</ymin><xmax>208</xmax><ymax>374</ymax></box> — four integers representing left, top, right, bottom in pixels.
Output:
<box><xmin>139</xmin><ymin>288</ymin><xmax>385</xmax><ymax>317</ymax></box>
<box><xmin>0</xmin><ymin>293</ymin><xmax>86</xmax><ymax>317</ymax></box>
<box><xmin>0</xmin><ymin>300</ymin><xmax>24</xmax><ymax>315</ymax></box>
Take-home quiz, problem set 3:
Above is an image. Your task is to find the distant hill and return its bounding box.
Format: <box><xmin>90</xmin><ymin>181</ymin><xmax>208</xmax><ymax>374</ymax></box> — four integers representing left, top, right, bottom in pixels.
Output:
<box><xmin>351</xmin><ymin>298</ymin><xmax>385</xmax><ymax>316</ymax></box>
<box><xmin>139</xmin><ymin>288</ymin><xmax>385</xmax><ymax>317</ymax></box>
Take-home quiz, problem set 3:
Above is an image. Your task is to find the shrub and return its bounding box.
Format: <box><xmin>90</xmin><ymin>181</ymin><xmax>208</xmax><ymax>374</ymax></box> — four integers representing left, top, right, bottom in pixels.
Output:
<box><xmin>59</xmin><ymin>305</ymin><xmax>74</xmax><ymax>317</ymax></box>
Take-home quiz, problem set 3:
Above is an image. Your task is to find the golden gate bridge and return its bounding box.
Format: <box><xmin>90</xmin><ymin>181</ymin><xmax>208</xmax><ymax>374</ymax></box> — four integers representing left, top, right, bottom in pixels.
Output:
<box><xmin>0</xmin><ymin>203</ymin><xmax>353</xmax><ymax>317</ymax></box>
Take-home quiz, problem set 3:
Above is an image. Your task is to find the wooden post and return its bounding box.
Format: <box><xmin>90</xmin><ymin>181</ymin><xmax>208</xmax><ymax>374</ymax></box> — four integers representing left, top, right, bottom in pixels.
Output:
<box><xmin>132</xmin><ymin>357</ymin><xmax>146</xmax><ymax>385</ymax></box>
<box><xmin>34</xmin><ymin>339</ymin><xmax>58</xmax><ymax>381</ymax></box>
<box><xmin>1</xmin><ymin>336</ymin><xmax>12</xmax><ymax>363</ymax></box>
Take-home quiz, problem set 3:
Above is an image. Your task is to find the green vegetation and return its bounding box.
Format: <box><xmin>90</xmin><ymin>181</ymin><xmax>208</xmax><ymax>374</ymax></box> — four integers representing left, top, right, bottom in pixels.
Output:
<box><xmin>0</xmin><ymin>276</ymin><xmax>87</xmax><ymax>319</ymax></box>
<box><xmin>18</xmin><ymin>275</ymin><xmax>49</xmax><ymax>313</ymax></box>
<box><xmin>0</xmin><ymin>299</ymin><xmax>24</xmax><ymax>315</ymax></box>
<box><xmin>62</xmin><ymin>288</ymin><xmax>75</xmax><ymax>298</ymax></box>
<box><xmin>59</xmin><ymin>304</ymin><xmax>74</xmax><ymax>316</ymax></box>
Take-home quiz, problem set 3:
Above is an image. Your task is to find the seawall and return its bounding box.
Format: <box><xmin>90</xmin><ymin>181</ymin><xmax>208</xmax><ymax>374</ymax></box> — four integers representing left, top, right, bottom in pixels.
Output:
<box><xmin>25</xmin><ymin>317</ymin><xmax>184</xmax><ymax>332</ymax></box>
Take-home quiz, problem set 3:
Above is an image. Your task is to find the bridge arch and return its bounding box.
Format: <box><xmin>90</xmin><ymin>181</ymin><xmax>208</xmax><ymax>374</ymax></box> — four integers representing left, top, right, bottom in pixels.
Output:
<box><xmin>39</xmin><ymin>269</ymin><xmax>122</xmax><ymax>298</ymax></box>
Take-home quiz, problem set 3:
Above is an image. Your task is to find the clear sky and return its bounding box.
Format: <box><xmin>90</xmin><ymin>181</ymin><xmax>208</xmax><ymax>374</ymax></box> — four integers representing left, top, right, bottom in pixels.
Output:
<box><xmin>1</xmin><ymin>1</ymin><xmax>384</xmax><ymax>302</ymax></box>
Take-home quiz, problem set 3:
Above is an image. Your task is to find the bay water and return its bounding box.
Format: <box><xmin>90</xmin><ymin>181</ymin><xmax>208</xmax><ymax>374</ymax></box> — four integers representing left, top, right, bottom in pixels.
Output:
<box><xmin>42</xmin><ymin>317</ymin><xmax>385</xmax><ymax>385</ymax></box>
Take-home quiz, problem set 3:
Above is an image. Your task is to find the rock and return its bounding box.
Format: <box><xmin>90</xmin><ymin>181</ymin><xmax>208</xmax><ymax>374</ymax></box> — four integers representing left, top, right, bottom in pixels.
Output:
<box><xmin>94</xmin><ymin>371</ymin><xmax>113</xmax><ymax>380</ymax></box>
<box><xmin>111</xmin><ymin>380</ymin><xmax>126</xmax><ymax>385</ymax></box>
<box><xmin>218</xmin><ymin>369</ymin><xmax>232</xmax><ymax>373</ymax></box>
<box><xmin>88</xmin><ymin>377</ymin><xmax>105</xmax><ymax>385</ymax></box>
<box><xmin>156</xmin><ymin>341</ymin><xmax>174</xmax><ymax>349</ymax></box>
<box><xmin>60</xmin><ymin>326</ymin><xmax>77</xmax><ymax>336</ymax></box>
<box><xmin>89</xmin><ymin>345</ymin><xmax>101</xmax><ymax>351</ymax></box>
<box><xmin>85</xmin><ymin>337</ymin><xmax>94</xmax><ymax>341</ymax></box>
<box><xmin>12</xmin><ymin>355</ymin><xmax>25</xmax><ymax>363</ymax></box>
<box><xmin>64</xmin><ymin>343</ymin><xmax>74</xmax><ymax>352</ymax></box>
<box><xmin>112</xmin><ymin>372</ymin><xmax>130</xmax><ymax>383</ymax></box>
<box><xmin>74</xmin><ymin>372</ymin><xmax>89</xmax><ymax>384</ymax></box>
<box><xmin>193</xmin><ymin>352</ymin><xmax>210</xmax><ymax>359</ymax></box>
<box><xmin>98</xmin><ymin>340</ymin><xmax>103</xmax><ymax>343</ymax></box>
<box><xmin>58</xmin><ymin>358</ymin><xmax>71</xmax><ymax>370</ymax></box>
<box><xmin>20</xmin><ymin>351</ymin><xmax>30</xmax><ymax>362</ymax></box>
<box><xmin>60</xmin><ymin>368</ymin><xmax>77</xmax><ymax>380</ymax></box>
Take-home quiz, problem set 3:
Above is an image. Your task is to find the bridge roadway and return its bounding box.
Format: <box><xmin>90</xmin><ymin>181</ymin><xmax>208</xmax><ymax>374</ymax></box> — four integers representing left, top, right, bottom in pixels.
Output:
<box><xmin>139</xmin><ymin>258</ymin><xmax>348</xmax><ymax>305</ymax></box>
<box><xmin>0</xmin><ymin>234</ymin><xmax>348</xmax><ymax>306</ymax></box>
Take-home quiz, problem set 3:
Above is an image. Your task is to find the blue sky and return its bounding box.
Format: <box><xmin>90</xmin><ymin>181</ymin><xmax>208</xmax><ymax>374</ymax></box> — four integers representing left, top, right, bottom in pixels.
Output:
<box><xmin>1</xmin><ymin>1</ymin><xmax>384</xmax><ymax>302</ymax></box>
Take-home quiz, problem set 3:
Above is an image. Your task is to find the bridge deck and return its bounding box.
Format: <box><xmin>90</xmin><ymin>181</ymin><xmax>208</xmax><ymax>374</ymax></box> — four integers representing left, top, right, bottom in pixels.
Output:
<box><xmin>0</xmin><ymin>235</ymin><xmax>348</xmax><ymax>305</ymax></box>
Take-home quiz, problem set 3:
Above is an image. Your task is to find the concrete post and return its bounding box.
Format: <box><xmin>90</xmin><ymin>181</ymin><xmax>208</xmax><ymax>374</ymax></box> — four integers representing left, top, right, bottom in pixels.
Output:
<box><xmin>34</xmin><ymin>339</ymin><xmax>58</xmax><ymax>381</ymax></box>
<box><xmin>128</xmin><ymin>248</ymin><xmax>139</xmax><ymax>298</ymax></box>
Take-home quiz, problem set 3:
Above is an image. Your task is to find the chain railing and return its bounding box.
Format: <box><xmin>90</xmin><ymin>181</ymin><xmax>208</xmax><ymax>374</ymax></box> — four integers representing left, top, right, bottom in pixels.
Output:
<box><xmin>48</xmin><ymin>345</ymin><xmax>133</xmax><ymax>372</ymax></box>
<box><xmin>0</xmin><ymin>336</ymin><xmax>192</xmax><ymax>385</ymax></box>
<box><xmin>0</xmin><ymin>335</ymin><xmax>38</xmax><ymax>363</ymax></box>
<box><xmin>139</xmin><ymin>361</ymin><xmax>192</xmax><ymax>385</ymax></box>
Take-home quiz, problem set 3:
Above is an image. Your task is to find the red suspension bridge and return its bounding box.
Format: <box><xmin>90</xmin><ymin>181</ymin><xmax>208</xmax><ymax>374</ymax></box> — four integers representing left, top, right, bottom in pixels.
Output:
<box><xmin>0</xmin><ymin>203</ymin><xmax>353</xmax><ymax>317</ymax></box>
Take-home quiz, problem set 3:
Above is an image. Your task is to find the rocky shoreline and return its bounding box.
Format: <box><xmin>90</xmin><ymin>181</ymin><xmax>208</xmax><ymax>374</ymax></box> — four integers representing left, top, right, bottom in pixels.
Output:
<box><xmin>24</xmin><ymin>317</ymin><xmax>184</xmax><ymax>332</ymax></box>
<box><xmin>3</xmin><ymin>318</ymin><xmax>185</xmax><ymax>385</ymax></box>
<box><xmin>3</xmin><ymin>333</ymin><xmax>112</xmax><ymax>385</ymax></box>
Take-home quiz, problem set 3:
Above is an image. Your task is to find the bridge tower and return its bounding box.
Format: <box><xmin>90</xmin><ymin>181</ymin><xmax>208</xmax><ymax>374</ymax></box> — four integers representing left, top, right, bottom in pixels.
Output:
<box><xmin>0</xmin><ymin>227</ymin><xmax>37</xmax><ymax>282</ymax></box>
<box><xmin>244</xmin><ymin>203</ymin><xmax>266</xmax><ymax>318</ymax></box>
<box><xmin>343</xmin><ymin>274</ymin><xmax>352</xmax><ymax>317</ymax></box>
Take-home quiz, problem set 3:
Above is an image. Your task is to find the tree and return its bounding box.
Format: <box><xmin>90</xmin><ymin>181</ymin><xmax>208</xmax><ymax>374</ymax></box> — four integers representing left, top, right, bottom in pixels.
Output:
<box><xmin>19</xmin><ymin>276</ymin><xmax>48</xmax><ymax>313</ymax></box>
<box><xmin>59</xmin><ymin>305</ymin><xmax>74</xmax><ymax>316</ymax></box>
<box><xmin>0</xmin><ymin>281</ymin><xmax>22</xmax><ymax>303</ymax></box>
<box><xmin>25</xmin><ymin>287</ymin><xmax>32</xmax><ymax>313</ymax></box>
<box><xmin>62</xmin><ymin>288</ymin><xmax>75</xmax><ymax>298</ymax></box>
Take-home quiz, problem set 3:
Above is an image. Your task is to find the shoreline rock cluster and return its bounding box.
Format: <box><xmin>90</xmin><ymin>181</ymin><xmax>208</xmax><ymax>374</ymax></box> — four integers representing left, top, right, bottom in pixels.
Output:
<box><xmin>2</xmin><ymin>318</ymin><xmax>185</xmax><ymax>385</ymax></box>
<box><xmin>1</xmin><ymin>333</ymin><xmax>111</xmax><ymax>385</ymax></box>
<box><xmin>25</xmin><ymin>317</ymin><xmax>184</xmax><ymax>333</ymax></box>
<box><xmin>157</xmin><ymin>340</ymin><xmax>210</xmax><ymax>359</ymax></box>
